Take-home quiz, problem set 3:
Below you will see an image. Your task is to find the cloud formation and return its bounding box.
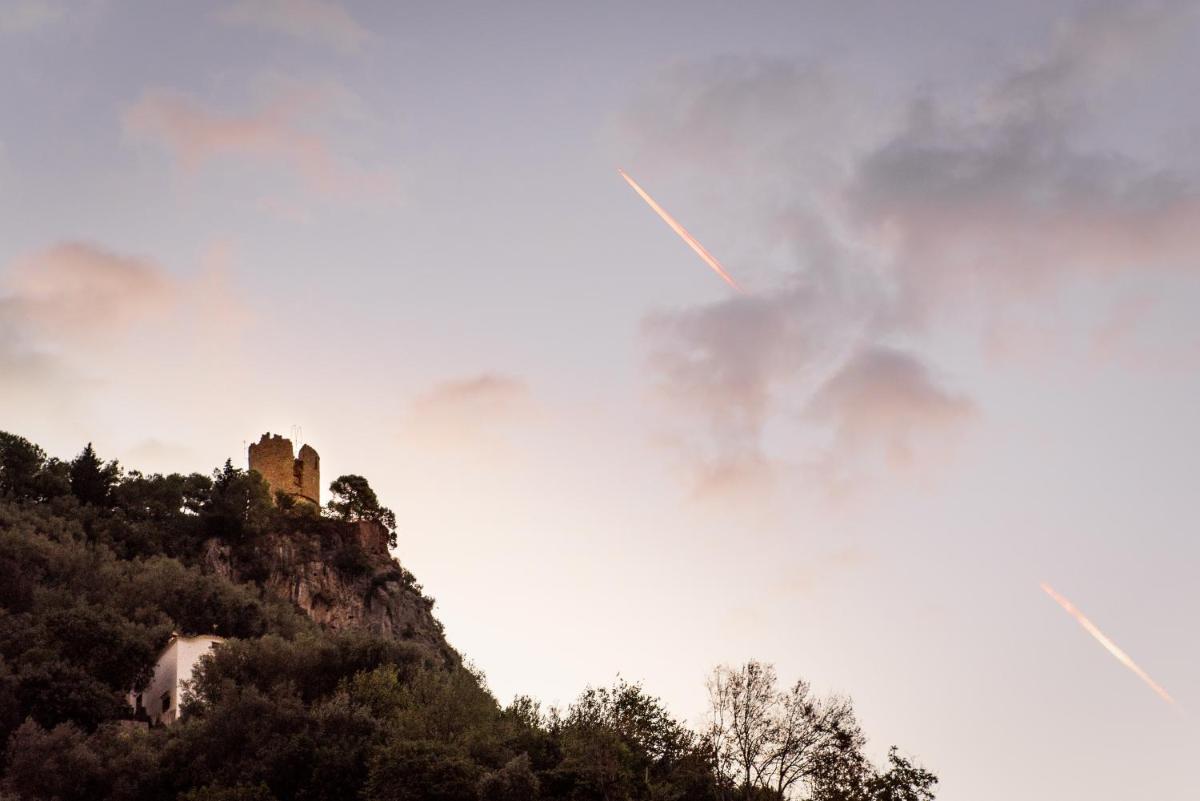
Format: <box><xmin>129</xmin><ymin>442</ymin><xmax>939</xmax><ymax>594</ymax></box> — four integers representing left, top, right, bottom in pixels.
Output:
<box><xmin>2</xmin><ymin>243</ymin><xmax>175</xmax><ymax>344</ymax></box>
<box><xmin>123</xmin><ymin>83</ymin><xmax>395</xmax><ymax>199</ymax></box>
<box><xmin>645</xmin><ymin>288</ymin><xmax>821</xmax><ymax>445</ymax></box>
<box><xmin>849</xmin><ymin>3</ymin><xmax>1200</xmax><ymax>320</ymax></box>
<box><xmin>404</xmin><ymin>374</ymin><xmax>536</xmax><ymax>455</ymax></box>
<box><xmin>217</xmin><ymin>0</ymin><xmax>369</xmax><ymax>52</ymax></box>
<box><xmin>0</xmin><ymin>241</ymin><xmax>252</xmax><ymax>438</ymax></box>
<box><xmin>643</xmin><ymin>282</ymin><xmax>858</xmax><ymax>494</ymax></box>
<box><xmin>411</xmin><ymin>375</ymin><xmax>532</xmax><ymax>424</ymax></box>
<box><xmin>807</xmin><ymin>346</ymin><xmax>973</xmax><ymax>468</ymax></box>
<box><xmin>626</xmin><ymin>3</ymin><xmax>1200</xmax><ymax>495</ymax></box>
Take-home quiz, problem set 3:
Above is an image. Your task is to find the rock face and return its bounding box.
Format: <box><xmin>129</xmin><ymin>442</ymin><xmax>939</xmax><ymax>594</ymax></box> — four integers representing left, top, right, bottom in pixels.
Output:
<box><xmin>204</xmin><ymin>519</ymin><xmax>457</xmax><ymax>666</ymax></box>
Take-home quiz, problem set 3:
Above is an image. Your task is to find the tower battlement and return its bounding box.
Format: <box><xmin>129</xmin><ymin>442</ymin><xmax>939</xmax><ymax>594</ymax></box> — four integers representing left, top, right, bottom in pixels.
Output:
<box><xmin>248</xmin><ymin>432</ymin><xmax>320</xmax><ymax>506</ymax></box>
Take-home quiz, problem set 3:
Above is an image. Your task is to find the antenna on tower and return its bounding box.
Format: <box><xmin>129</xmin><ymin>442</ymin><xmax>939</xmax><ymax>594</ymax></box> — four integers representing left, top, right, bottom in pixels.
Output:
<box><xmin>291</xmin><ymin>425</ymin><xmax>303</xmax><ymax>450</ymax></box>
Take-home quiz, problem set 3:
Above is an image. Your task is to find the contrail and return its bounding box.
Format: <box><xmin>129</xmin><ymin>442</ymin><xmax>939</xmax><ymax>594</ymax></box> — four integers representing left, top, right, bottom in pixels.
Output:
<box><xmin>618</xmin><ymin>168</ymin><xmax>745</xmax><ymax>293</ymax></box>
<box><xmin>1040</xmin><ymin>582</ymin><xmax>1173</xmax><ymax>705</ymax></box>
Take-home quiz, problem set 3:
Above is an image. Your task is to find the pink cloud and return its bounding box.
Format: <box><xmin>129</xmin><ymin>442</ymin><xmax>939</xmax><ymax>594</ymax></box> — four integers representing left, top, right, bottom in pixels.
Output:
<box><xmin>123</xmin><ymin>86</ymin><xmax>395</xmax><ymax>199</ymax></box>
<box><xmin>0</xmin><ymin>241</ymin><xmax>254</xmax><ymax>437</ymax></box>
<box><xmin>216</xmin><ymin>0</ymin><xmax>369</xmax><ymax>52</ymax></box>
<box><xmin>412</xmin><ymin>375</ymin><xmax>532</xmax><ymax>419</ymax></box>
<box><xmin>0</xmin><ymin>240</ymin><xmax>260</xmax><ymax>448</ymax></box>
<box><xmin>3</xmin><ymin>242</ymin><xmax>175</xmax><ymax>343</ymax></box>
<box><xmin>1</xmin><ymin>241</ymin><xmax>250</xmax><ymax>353</ymax></box>
<box><xmin>405</xmin><ymin>374</ymin><xmax>535</xmax><ymax>447</ymax></box>
<box><xmin>687</xmin><ymin>451</ymin><xmax>778</xmax><ymax>503</ymax></box>
<box><xmin>807</xmin><ymin>346</ymin><xmax>973</xmax><ymax>469</ymax></box>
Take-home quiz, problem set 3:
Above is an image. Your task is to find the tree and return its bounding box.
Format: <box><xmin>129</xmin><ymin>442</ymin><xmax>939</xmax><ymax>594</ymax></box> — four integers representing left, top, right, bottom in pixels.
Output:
<box><xmin>477</xmin><ymin>753</ymin><xmax>539</xmax><ymax>801</ymax></box>
<box><xmin>113</xmin><ymin>471</ymin><xmax>212</xmax><ymax>522</ymax></box>
<box><xmin>566</xmin><ymin>679</ymin><xmax>692</xmax><ymax>768</ymax></box>
<box><xmin>764</xmin><ymin>681</ymin><xmax>861</xmax><ymax>800</ymax></box>
<box><xmin>865</xmin><ymin>749</ymin><xmax>937</xmax><ymax>801</ymax></box>
<box><xmin>0</xmin><ymin>432</ymin><xmax>46</xmax><ymax>500</ymax></box>
<box><xmin>807</xmin><ymin>721</ymin><xmax>871</xmax><ymax>801</ymax></box>
<box><xmin>181</xmin><ymin>786</ymin><xmax>278</xmax><ymax>801</ymax></box>
<box><xmin>31</xmin><ymin>458</ymin><xmax>72</xmax><ymax>501</ymax></box>
<box><xmin>706</xmin><ymin>661</ymin><xmax>777</xmax><ymax>798</ymax></box>
<box><xmin>1</xmin><ymin>719</ymin><xmax>164</xmax><ymax>801</ymax></box>
<box><xmin>327</xmin><ymin>475</ymin><xmax>397</xmax><ymax>548</ymax></box>
<box><xmin>203</xmin><ymin>460</ymin><xmax>273</xmax><ymax>542</ymax></box>
<box><xmin>108</xmin><ymin>471</ymin><xmax>213</xmax><ymax>557</ymax></box>
<box><xmin>705</xmin><ymin>662</ymin><xmax>900</xmax><ymax>801</ymax></box>
<box><xmin>553</xmin><ymin>723</ymin><xmax>638</xmax><ymax>801</ymax></box>
<box><xmin>69</xmin><ymin>443</ymin><xmax>120</xmax><ymax>506</ymax></box>
<box><xmin>365</xmin><ymin>739</ymin><xmax>482</xmax><ymax>801</ymax></box>
<box><xmin>559</xmin><ymin>679</ymin><xmax>701</xmax><ymax>800</ymax></box>
<box><xmin>0</xmin><ymin>430</ymin><xmax>941</xmax><ymax>801</ymax></box>
<box><xmin>1</xmin><ymin>720</ymin><xmax>103</xmax><ymax>801</ymax></box>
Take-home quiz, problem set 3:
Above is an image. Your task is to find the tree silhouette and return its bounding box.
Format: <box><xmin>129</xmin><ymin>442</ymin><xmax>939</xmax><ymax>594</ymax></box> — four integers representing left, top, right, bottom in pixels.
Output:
<box><xmin>69</xmin><ymin>443</ymin><xmax>120</xmax><ymax>506</ymax></box>
<box><xmin>0</xmin><ymin>432</ymin><xmax>45</xmax><ymax>500</ymax></box>
<box><xmin>707</xmin><ymin>661</ymin><xmax>935</xmax><ymax>801</ymax></box>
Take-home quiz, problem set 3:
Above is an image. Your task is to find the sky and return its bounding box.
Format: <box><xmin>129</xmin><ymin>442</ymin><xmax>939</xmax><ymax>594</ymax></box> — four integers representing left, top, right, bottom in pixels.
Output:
<box><xmin>2</xmin><ymin>1</ymin><xmax>1199</xmax><ymax>797</ymax></box>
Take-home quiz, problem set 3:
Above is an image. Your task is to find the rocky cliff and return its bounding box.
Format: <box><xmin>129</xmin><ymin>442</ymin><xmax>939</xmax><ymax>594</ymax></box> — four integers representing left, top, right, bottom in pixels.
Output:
<box><xmin>203</xmin><ymin>518</ymin><xmax>457</xmax><ymax>666</ymax></box>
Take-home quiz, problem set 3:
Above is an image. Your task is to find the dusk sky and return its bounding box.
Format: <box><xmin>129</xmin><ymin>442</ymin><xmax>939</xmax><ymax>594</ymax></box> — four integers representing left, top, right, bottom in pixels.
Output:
<box><xmin>2</xmin><ymin>1</ymin><xmax>1199</xmax><ymax>798</ymax></box>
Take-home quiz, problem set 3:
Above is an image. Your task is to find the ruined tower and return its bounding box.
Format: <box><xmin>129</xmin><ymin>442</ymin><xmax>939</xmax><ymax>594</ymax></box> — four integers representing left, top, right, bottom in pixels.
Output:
<box><xmin>247</xmin><ymin>432</ymin><xmax>320</xmax><ymax>506</ymax></box>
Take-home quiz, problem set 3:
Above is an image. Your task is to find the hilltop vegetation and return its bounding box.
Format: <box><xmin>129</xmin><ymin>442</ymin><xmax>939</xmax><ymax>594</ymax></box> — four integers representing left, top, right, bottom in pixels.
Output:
<box><xmin>0</xmin><ymin>431</ymin><xmax>936</xmax><ymax>801</ymax></box>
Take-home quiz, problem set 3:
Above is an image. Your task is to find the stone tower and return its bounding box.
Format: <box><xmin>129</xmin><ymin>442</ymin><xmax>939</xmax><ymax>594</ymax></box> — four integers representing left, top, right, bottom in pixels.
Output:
<box><xmin>247</xmin><ymin>432</ymin><xmax>320</xmax><ymax>506</ymax></box>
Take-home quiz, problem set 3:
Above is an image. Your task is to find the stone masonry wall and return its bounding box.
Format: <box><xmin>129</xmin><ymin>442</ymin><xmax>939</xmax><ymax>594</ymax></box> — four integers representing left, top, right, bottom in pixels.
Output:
<box><xmin>248</xmin><ymin>433</ymin><xmax>320</xmax><ymax>506</ymax></box>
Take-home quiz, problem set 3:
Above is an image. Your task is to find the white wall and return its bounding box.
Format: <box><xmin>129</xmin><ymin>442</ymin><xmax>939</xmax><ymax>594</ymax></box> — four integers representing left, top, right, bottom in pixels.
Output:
<box><xmin>129</xmin><ymin>635</ymin><xmax>223</xmax><ymax>725</ymax></box>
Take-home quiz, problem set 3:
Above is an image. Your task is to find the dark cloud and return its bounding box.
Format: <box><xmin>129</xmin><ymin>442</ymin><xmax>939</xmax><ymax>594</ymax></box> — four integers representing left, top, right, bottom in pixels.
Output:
<box><xmin>849</xmin><ymin>2</ymin><xmax>1200</xmax><ymax>319</ymax></box>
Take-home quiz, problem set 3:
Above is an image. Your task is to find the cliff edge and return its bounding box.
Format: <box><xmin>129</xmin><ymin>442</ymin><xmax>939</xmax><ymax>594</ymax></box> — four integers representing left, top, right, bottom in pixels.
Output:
<box><xmin>203</xmin><ymin>517</ymin><xmax>457</xmax><ymax>666</ymax></box>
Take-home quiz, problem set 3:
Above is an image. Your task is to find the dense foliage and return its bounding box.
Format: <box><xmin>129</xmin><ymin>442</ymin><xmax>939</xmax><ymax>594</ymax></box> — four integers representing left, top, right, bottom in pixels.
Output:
<box><xmin>327</xmin><ymin>474</ymin><xmax>398</xmax><ymax>549</ymax></box>
<box><xmin>0</xmin><ymin>432</ymin><xmax>937</xmax><ymax>801</ymax></box>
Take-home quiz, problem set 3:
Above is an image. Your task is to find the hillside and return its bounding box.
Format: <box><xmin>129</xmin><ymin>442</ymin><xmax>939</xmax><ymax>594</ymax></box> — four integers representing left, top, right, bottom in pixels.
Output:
<box><xmin>0</xmin><ymin>432</ymin><xmax>935</xmax><ymax>801</ymax></box>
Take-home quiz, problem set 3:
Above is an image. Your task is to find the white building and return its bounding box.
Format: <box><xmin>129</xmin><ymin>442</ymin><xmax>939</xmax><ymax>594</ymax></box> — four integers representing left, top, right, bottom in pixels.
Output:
<box><xmin>129</xmin><ymin>634</ymin><xmax>224</xmax><ymax>726</ymax></box>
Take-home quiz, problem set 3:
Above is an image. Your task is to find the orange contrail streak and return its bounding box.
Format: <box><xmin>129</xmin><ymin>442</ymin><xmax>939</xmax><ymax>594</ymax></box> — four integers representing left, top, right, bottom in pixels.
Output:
<box><xmin>1041</xmin><ymin>582</ymin><xmax>1173</xmax><ymax>704</ymax></box>
<box><xmin>618</xmin><ymin>168</ymin><xmax>745</xmax><ymax>293</ymax></box>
